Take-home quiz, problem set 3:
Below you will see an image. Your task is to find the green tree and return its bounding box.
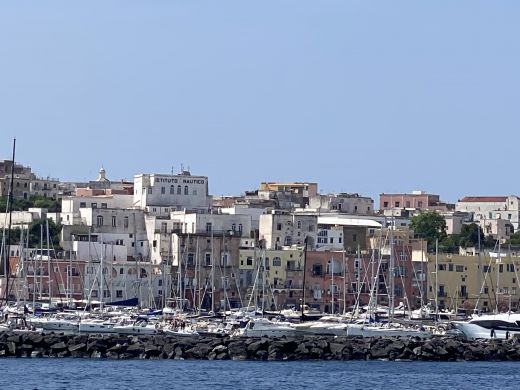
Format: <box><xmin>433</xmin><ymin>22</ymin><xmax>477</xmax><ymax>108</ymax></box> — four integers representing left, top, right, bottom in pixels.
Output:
<box><xmin>0</xmin><ymin>219</ymin><xmax>62</xmax><ymax>249</ymax></box>
<box><xmin>410</xmin><ymin>211</ymin><xmax>447</xmax><ymax>251</ymax></box>
<box><xmin>458</xmin><ymin>223</ymin><xmax>484</xmax><ymax>248</ymax></box>
<box><xmin>439</xmin><ymin>234</ymin><xmax>460</xmax><ymax>253</ymax></box>
<box><xmin>507</xmin><ymin>231</ymin><xmax>520</xmax><ymax>246</ymax></box>
<box><xmin>0</xmin><ymin>195</ymin><xmax>61</xmax><ymax>212</ymax></box>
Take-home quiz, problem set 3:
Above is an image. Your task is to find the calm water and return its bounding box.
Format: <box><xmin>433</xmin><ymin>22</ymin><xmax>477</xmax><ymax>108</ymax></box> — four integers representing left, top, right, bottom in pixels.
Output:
<box><xmin>1</xmin><ymin>359</ymin><xmax>519</xmax><ymax>390</ymax></box>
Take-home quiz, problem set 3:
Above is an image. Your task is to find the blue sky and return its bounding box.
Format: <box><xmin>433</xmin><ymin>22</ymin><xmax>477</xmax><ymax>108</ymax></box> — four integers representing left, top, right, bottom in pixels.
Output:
<box><xmin>1</xmin><ymin>1</ymin><xmax>519</xmax><ymax>203</ymax></box>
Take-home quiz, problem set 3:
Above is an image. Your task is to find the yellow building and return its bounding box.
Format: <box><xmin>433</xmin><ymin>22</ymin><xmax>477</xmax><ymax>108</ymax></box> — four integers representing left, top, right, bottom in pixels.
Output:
<box><xmin>427</xmin><ymin>254</ymin><xmax>520</xmax><ymax>312</ymax></box>
<box><xmin>259</xmin><ymin>182</ymin><xmax>318</xmax><ymax>198</ymax></box>
<box><xmin>238</xmin><ymin>248</ymin><xmax>304</xmax><ymax>309</ymax></box>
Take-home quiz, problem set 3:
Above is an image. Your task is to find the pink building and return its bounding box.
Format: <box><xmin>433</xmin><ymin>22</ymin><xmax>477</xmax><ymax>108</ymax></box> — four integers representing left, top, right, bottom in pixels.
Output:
<box><xmin>380</xmin><ymin>191</ymin><xmax>452</xmax><ymax>211</ymax></box>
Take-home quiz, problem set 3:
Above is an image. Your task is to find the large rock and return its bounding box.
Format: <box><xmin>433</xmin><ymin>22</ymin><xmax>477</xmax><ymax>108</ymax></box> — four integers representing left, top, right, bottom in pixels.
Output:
<box><xmin>50</xmin><ymin>342</ymin><xmax>68</xmax><ymax>351</ymax></box>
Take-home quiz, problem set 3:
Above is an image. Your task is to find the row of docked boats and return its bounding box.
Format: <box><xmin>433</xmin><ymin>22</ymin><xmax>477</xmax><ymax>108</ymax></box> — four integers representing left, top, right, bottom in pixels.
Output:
<box><xmin>3</xmin><ymin>302</ymin><xmax>520</xmax><ymax>340</ymax></box>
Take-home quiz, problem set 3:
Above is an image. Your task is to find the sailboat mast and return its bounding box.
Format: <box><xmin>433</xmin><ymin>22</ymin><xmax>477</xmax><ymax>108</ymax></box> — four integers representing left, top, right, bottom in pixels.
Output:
<box><xmin>301</xmin><ymin>236</ymin><xmax>307</xmax><ymax>319</ymax></box>
<box><xmin>46</xmin><ymin>219</ymin><xmax>51</xmax><ymax>306</ymax></box>
<box><xmin>3</xmin><ymin>138</ymin><xmax>16</xmax><ymax>305</ymax></box>
<box><xmin>388</xmin><ymin>216</ymin><xmax>395</xmax><ymax>321</ymax></box>
<box><xmin>496</xmin><ymin>236</ymin><xmax>501</xmax><ymax>314</ymax></box>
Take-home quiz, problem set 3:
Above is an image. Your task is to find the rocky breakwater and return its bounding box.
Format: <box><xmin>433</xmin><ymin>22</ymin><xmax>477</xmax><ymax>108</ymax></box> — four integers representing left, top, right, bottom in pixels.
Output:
<box><xmin>2</xmin><ymin>331</ymin><xmax>520</xmax><ymax>361</ymax></box>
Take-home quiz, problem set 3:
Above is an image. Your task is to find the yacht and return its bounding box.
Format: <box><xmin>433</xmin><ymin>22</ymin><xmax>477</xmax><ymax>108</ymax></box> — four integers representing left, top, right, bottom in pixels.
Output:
<box><xmin>112</xmin><ymin>318</ymin><xmax>161</xmax><ymax>335</ymax></box>
<box><xmin>452</xmin><ymin>312</ymin><xmax>520</xmax><ymax>339</ymax></box>
<box><xmin>346</xmin><ymin>321</ymin><xmax>432</xmax><ymax>338</ymax></box>
<box><xmin>237</xmin><ymin>318</ymin><xmax>295</xmax><ymax>338</ymax></box>
<box><xmin>78</xmin><ymin>317</ymin><xmax>119</xmax><ymax>334</ymax></box>
<box><xmin>29</xmin><ymin>313</ymin><xmax>81</xmax><ymax>333</ymax></box>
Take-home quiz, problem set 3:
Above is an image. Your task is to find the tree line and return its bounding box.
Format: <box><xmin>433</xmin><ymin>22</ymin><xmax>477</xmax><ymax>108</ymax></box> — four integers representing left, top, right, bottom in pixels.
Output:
<box><xmin>410</xmin><ymin>211</ymin><xmax>516</xmax><ymax>253</ymax></box>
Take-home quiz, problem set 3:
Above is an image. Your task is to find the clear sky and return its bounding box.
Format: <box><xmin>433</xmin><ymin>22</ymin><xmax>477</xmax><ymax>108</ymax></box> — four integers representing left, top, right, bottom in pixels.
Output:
<box><xmin>1</xmin><ymin>1</ymin><xmax>519</xmax><ymax>204</ymax></box>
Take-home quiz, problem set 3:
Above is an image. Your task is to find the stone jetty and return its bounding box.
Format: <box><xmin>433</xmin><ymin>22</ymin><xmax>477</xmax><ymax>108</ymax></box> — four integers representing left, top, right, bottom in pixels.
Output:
<box><xmin>1</xmin><ymin>332</ymin><xmax>520</xmax><ymax>361</ymax></box>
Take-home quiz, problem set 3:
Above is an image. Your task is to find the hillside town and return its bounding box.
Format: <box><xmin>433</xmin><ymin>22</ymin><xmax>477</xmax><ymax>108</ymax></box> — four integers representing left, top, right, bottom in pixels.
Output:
<box><xmin>1</xmin><ymin>158</ymin><xmax>519</xmax><ymax>320</ymax></box>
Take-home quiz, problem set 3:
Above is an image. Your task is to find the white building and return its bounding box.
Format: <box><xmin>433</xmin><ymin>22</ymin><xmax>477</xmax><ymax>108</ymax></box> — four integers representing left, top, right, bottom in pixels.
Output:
<box><xmin>308</xmin><ymin>193</ymin><xmax>374</xmax><ymax>215</ymax></box>
<box><xmin>259</xmin><ymin>211</ymin><xmax>318</xmax><ymax>250</ymax></box>
<box><xmin>133</xmin><ymin>171</ymin><xmax>212</xmax><ymax>212</ymax></box>
<box><xmin>61</xmin><ymin>192</ymin><xmax>134</xmax><ymax>226</ymax></box>
<box><xmin>456</xmin><ymin>196</ymin><xmax>520</xmax><ymax>231</ymax></box>
<box><xmin>220</xmin><ymin>204</ymin><xmax>271</xmax><ymax>231</ymax></box>
<box><xmin>83</xmin><ymin>256</ymin><xmax>167</xmax><ymax>308</ymax></box>
<box><xmin>315</xmin><ymin>226</ymin><xmax>344</xmax><ymax>251</ymax></box>
<box><xmin>169</xmin><ymin>212</ymin><xmax>252</xmax><ymax>236</ymax></box>
<box><xmin>30</xmin><ymin>176</ymin><xmax>60</xmax><ymax>199</ymax></box>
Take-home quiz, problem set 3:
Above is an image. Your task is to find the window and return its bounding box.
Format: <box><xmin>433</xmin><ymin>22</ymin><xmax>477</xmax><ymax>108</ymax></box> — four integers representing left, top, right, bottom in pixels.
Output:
<box><xmin>124</xmin><ymin>216</ymin><xmax>129</xmax><ymax>228</ymax></box>
<box><xmin>312</xmin><ymin>264</ymin><xmax>323</xmax><ymax>276</ymax></box>
<box><xmin>193</xmin><ymin>189</ymin><xmax>197</xmax><ymax>195</ymax></box>
<box><xmin>438</xmin><ymin>264</ymin><xmax>446</xmax><ymax>271</ymax></box>
<box><xmin>455</xmin><ymin>265</ymin><xmax>464</xmax><ymax>272</ymax></box>
<box><xmin>395</xmin><ymin>201</ymin><xmax>400</xmax><ymax>207</ymax></box>
<box><xmin>276</xmin><ymin>223</ymin><xmax>282</xmax><ymax>231</ymax></box>
<box><xmin>103</xmin><ymin>290</ymin><xmax>111</xmax><ymax>298</ymax></box>
<box><xmin>297</xmin><ymin>221</ymin><xmax>302</xmax><ymax>229</ymax></box>
<box><xmin>170</xmin><ymin>185</ymin><xmax>175</xmax><ymax>194</ymax></box>
<box><xmin>101</xmin><ymin>203</ymin><xmax>107</xmax><ymax>209</ymax></box>
<box><xmin>161</xmin><ymin>186</ymin><xmax>165</xmax><ymax>194</ymax></box>
<box><xmin>91</xmin><ymin>290</ymin><xmax>98</xmax><ymax>298</ymax></box>
<box><xmin>148</xmin><ymin>187</ymin><xmax>152</xmax><ymax>194</ymax></box>
<box><xmin>383</xmin><ymin>202</ymin><xmax>389</xmax><ymax>208</ymax></box>
<box><xmin>97</xmin><ymin>215</ymin><xmax>103</xmax><ymax>227</ymax></box>
<box><xmin>80</xmin><ymin>202</ymin><xmax>86</xmax><ymax>208</ymax></box>
<box><xmin>187</xmin><ymin>253</ymin><xmax>195</xmax><ymax>266</ymax></box>
<box><xmin>308</xmin><ymin>225</ymin><xmax>314</xmax><ymax>232</ymax></box>
<box><xmin>513</xmin><ymin>287</ymin><xmax>517</xmax><ymax>295</ymax></box>
<box><xmin>91</xmin><ymin>203</ymin><xmax>97</xmax><ymax>208</ymax></box>
<box><xmin>205</xmin><ymin>253</ymin><xmax>212</xmax><ymax>266</ymax></box>
<box><xmin>120</xmin><ymin>268</ymin><xmax>124</xmax><ymax>275</ymax></box>
<box><xmin>483</xmin><ymin>265</ymin><xmax>491</xmax><ymax>273</ymax></box>
<box><xmin>116</xmin><ymin>290</ymin><xmax>123</xmax><ymax>298</ymax></box>
<box><xmin>330</xmin><ymin>237</ymin><xmax>334</xmax><ymax>244</ymax></box>
<box><xmin>273</xmin><ymin>257</ymin><xmax>282</xmax><ymax>267</ymax></box>
<box><xmin>448</xmin><ymin>264</ymin><xmax>453</xmax><ymax>272</ymax></box>
<box><xmin>353</xmin><ymin>234</ymin><xmax>357</xmax><ymax>242</ymax></box>
<box><xmin>231</xmin><ymin>224</ymin><xmax>236</xmax><ymax>231</ymax></box>
<box><xmin>406</xmin><ymin>201</ymin><xmax>411</xmax><ymax>208</ymax></box>
<box><xmin>177</xmin><ymin>185</ymin><xmax>182</xmax><ymax>194</ymax></box>
<box><xmin>206</xmin><ymin>222</ymin><xmax>212</xmax><ymax>232</ymax></box>
<box><xmin>112</xmin><ymin>216</ymin><xmax>116</xmax><ymax>227</ymax></box>
<box><xmin>499</xmin><ymin>264</ymin><xmax>504</xmax><ymax>273</ymax></box>
<box><xmin>221</xmin><ymin>253</ymin><xmax>229</xmax><ymax>267</ymax></box>
<box><xmin>184</xmin><ymin>186</ymin><xmax>189</xmax><ymax>195</ymax></box>
<box><xmin>246</xmin><ymin>257</ymin><xmax>253</xmax><ymax>266</ymax></box>
<box><xmin>238</xmin><ymin>224</ymin><xmax>243</xmax><ymax>232</ymax></box>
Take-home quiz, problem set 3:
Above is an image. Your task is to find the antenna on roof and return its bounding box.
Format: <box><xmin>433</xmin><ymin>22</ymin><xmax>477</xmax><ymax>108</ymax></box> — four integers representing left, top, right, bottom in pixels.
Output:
<box><xmin>171</xmin><ymin>166</ymin><xmax>174</xmax><ymax>175</ymax></box>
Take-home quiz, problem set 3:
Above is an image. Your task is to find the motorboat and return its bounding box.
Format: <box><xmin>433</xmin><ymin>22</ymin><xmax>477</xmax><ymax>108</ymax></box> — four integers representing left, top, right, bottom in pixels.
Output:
<box><xmin>112</xmin><ymin>318</ymin><xmax>161</xmax><ymax>335</ymax></box>
<box><xmin>29</xmin><ymin>313</ymin><xmax>81</xmax><ymax>333</ymax></box>
<box><xmin>451</xmin><ymin>312</ymin><xmax>520</xmax><ymax>339</ymax></box>
<box><xmin>78</xmin><ymin>317</ymin><xmax>119</xmax><ymax>334</ymax></box>
<box><xmin>346</xmin><ymin>321</ymin><xmax>432</xmax><ymax>338</ymax></box>
<box><xmin>237</xmin><ymin>318</ymin><xmax>295</xmax><ymax>338</ymax></box>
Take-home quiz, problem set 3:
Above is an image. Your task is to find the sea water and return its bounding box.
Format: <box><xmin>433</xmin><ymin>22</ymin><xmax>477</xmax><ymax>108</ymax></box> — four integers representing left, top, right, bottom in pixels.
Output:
<box><xmin>1</xmin><ymin>359</ymin><xmax>519</xmax><ymax>390</ymax></box>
